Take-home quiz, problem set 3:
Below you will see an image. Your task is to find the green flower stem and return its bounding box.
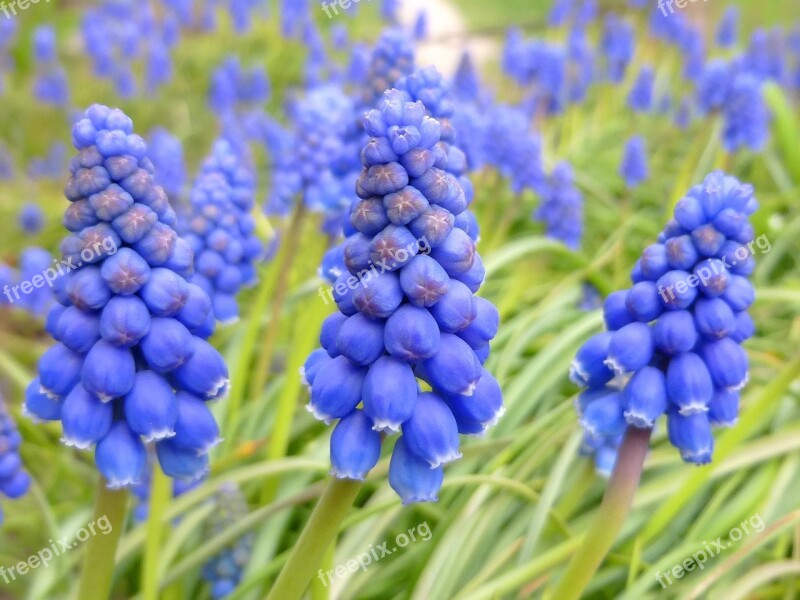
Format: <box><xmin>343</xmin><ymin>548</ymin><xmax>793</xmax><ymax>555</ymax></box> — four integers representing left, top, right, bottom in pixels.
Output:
<box><xmin>250</xmin><ymin>200</ymin><xmax>307</xmax><ymax>400</ymax></box>
<box><xmin>266</xmin><ymin>478</ymin><xmax>362</xmax><ymax>600</ymax></box>
<box><xmin>143</xmin><ymin>468</ymin><xmax>171</xmax><ymax>600</ymax></box>
<box><xmin>550</xmin><ymin>426</ymin><xmax>651</xmax><ymax>600</ymax></box>
<box><xmin>77</xmin><ymin>479</ymin><xmax>131</xmax><ymax>600</ymax></box>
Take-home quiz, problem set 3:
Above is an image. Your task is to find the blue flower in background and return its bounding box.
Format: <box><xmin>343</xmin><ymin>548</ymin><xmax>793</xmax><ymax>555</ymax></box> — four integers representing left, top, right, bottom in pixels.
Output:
<box><xmin>181</xmin><ymin>138</ymin><xmax>263</xmax><ymax>323</ymax></box>
<box><xmin>717</xmin><ymin>7</ymin><xmax>740</xmax><ymax>48</ymax></box>
<box><xmin>26</xmin><ymin>104</ymin><xmax>228</xmax><ymax>488</ymax></box>
<box><xmin>148</xmin><ymin>128</ymin><xmax>186</xmax><ymax>202</ymax></box>
<box><xmin>202</xmin><ymin>483</ymin><xmax>254</xmax><ymax>598</ymax></box>
<box><xmin>601</xmin><ymin>15</ymin><xmax>634</xmax><ymax>83</ymax></box>
<box><xmin>620</xmin><ymin>135</ymin><xmax>649</xmax><ymax>189</ymax></box>
<box><xmin>723</xmin><ymin>74</ymin><xmax>769</xmax><ymax>152</ymax></box>
<box><xmin>28</xmin><ymin>142</ymin><xmax>67</xmax><ymax>180</ymax></box>
<box><xmin>0</xmin><ymin>395</ymin><xmax>30</xmax><ymax>526</ymax></box>
<box><xmin>304</xmin><ymin>88</ymin><xmax>503</xmax><ymax>504</ymax></box>
<box><xmin>535</xmin><ymin>161</ymin><xmax>583</xmax><ymax>250</ymax></box>
<box><xmin>19</xmin><ymin>203</ymin><xmax>44</xmax><ymax>234</ymax></box>
<box><xmin>572</xmin><ymin>172</ymin><xmax>758</xmax><ymax>470</ymax></box>
<box><xmin>628</xmin><ymin>66</ymin><xmax>654</xmax><ymax>113</ymax></box>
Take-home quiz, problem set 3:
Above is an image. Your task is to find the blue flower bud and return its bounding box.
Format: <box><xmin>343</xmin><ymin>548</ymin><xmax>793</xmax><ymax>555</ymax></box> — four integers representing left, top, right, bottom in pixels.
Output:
<box><xmin>330</xmin><ymin>410</ymin><xmax>382</xmax><ymax>480</ymax></box>
<box><xmin>674</xmin><ymin>195</ymin><xmax>706</xmax><ymax>231</ymax></box>
<box><xmin>38</xmin><ymin>343</ymin><xmax>84</xmax><ymax>398</ymax></box>
<box><xmin>409</xmin><ymin>206</ymin><xmax>454</xmax><ymax>248</ymax></box>
<box><xmin>399</xmin><ymin>255</ymin><xmax>449</xmax><ymax>307</ymax></box>
<box><xmin>694</xmin><ymin>297</ymin><xmax>735</xmax><ymax>339</ymax></box>
<box><xmin>421</xmin><ymin>333</ymin><xmax>482</xmax><ymax>396</ymax></box>
<box><xmin>656</xmin><ymin>270</ymin><xmax>698</xmax><ymax>310</ymax></box>
<box><xmin>61</xmin><ymin>384</ymin><xmax>114</xmax><ymax>450</ymax></box>
<box><xmin>82</xmin><ymin>340</ymin><xmax>136</xmax><ymax>401</ymax></box>
<box><xmin>402</xmin><ymin>392</ymin><xmax>461</xmax><ymax>467</ymax></box>
<box><xmin>731</xmin><ymin>311</ymin><xmax>755</xmax><ymax>343</ymax></box>
<box><xmin>457</xmin><ymin>296</ymin><xmax>499</xmax><ymax>347</ymax></box>
<box><xmin>336</xmin><ymin>313</ymin><xmax>385</xmax><ymax>366</ymax></box>
<box><xmin>571</xmin><ymin>332</ymin><xmax>615</xmax><ymax>387</ymax></box>
<box><xmin>89</xmin><ymin>183</ymin><xmax>134</xmax><ymax>221</ymax></box>
<box><xmin>370</xmin><ymin>224</ymin><xmax>418</xmax><ymax>270</ymax></box>
<box><xmin>363</xmin><ymin>356</ymin><xmax>418</xmax><ymax>432</ymax></box>
<box><xmin>384</xmin><ymin>186</ymin><xmax>430</xmax><ymax>225</ymax></box>
<box><xmin>24</xmin><ymin>379</ymin><xmax>63</xmax><ymax>421</ymax></box>
<box><xmin>353</xmin><ymin>271</ymin><xmax>403</xmax><ymax>318</ymax></box>
<box><xmin>667</xmin><ymin>353</ymin><xmax>713</xmax><ymax>414</ymax></box>
<box><xmin>156</xmin><ymin>438</ymin><xmax>209</xmax><ymax>481</ymax></box>
<box><xmin>320</xmin><ymin>312</ymin><xmax>348</xmax><ymax>358</ymax></box>
<box><xmin>308</xmin><ymin>356</ymin><xmax>366</xmax><ymax>423</ymax></box>
<box><xmin>665</xmin><ymin>234</ymin><xmax>699</xmax><ymax>270</ymax></box>
<box><xmin>605</xmin><ymin>322</ymin><xmax>653</xmax><ymax>374</ymax></box>
<box><xmin>124</xmin><ymin>371</ymin><xmax>178</xmax><ymax>441</ymax></box>
<box><xmin>429</xmin><ymin>228</ymin><xmax>475</xmax><ymax>276</ymax></box>
<box><xmin>384</xmin><ymin>304</ymin><xmax>441</xmax><ymax>360</ymax></box>
<box><xmin>64</xmin><ymin>199</ymin><xmax>100</xmax><ymax>232</ymax></box>
<box><xmin>428</xmin><ymin>280</ymin><xmax>476</xmax><ymax>333</ymax></box>
<box><xmin>333</xmin><ymin>272</ymin><xmax>358</xmax><ymax>316</ymax></box>
<box><xmin>580</xmin><ymin>389</ymin><xmax>626</xmax><ymax>437</ymax></box>
<box><xmin>172</xmin><ymin>391</ymin><xmax>222</xmax><ymax>454</ymax></box>
<box><xmin>442</xmin><ymin>369</ymin><xmax>503</xmax><ymax>434</ymax></box>
<box><xmin>343</xmin><ymin>234</ymin><xmax>373</xmax><ymax>275</ymax></box>
<box><xmin>623</xmin><ymin>367</ymin><xmax>667</xmax><ymax>427</ymax></box>
<box><xmin>301</xmin><ymin>349</ymin><xmax>329</xmax><ymax>389</ymax></box>
<box><xmin>57</xmin><ymin>306</ymin><xmax>101</xmax><ymax>353</ymax></box>
<box><xmin>140</xmin><ymin>268</ymin><xmax>189</xmax><ymax>316</ymax></box>
<box><xmin>701</xmin><ymin>338</ymin><xmax>748</xmax><ymax>391</ymax></box>
<box><xmin>95</xmin><ymin>421</ymin><xmax>147</xmax><ymax>488</ymax></box>
<box><xmin>722</xmin><ymin>275</ymin><xmax>754</xmax><ymax>311</ymax></box>
<box><xmin>708</xmin><ymin>389</ymin><xmax>739</xmax><ymax>427</ymax></box>
<box><xmin>639</xmin><ymin>244</ymin><xmax>668</xmax><ymax>280</ymax></box>
<box><xmin>133</xmin><ymin>222</ymin><xmax>177</xmax><ymax>266</ymax></box>
<box><xmin>351</xmin><ymin>198</ymin><xmax>391</xmax><ymax>236</ymax></box>
<box><xmin>667</xmin><ymin>410</ymin><xmax>713</xmax><ymax>464</ymax></box>
<box><xmin>625</xmin><ymin>281</ymin><xmax>662</xmax><ymax>322</ymax></box>
<box><xmin>603</xmin><ymin>290</ymin><xmax>634</xmax><ymax>330</ymax></box>
<box><xmin>173</xmin><ymin>339</ymin><xmax>229</xmax><ymax>400</ymax></box>
<box><xmin>361</xmin><ymin>163</ymin><xmax>409</xmax><ymax>196</ymax></box>
<box><xmin>66</xmin><ymin>266</ymin><xmax>112</xmax><ymax>310</ymax></box>
<box><xmin>453</xmin><ymin>253</ymin><xmax>485</xmax><ymax>293</ymax></box>
<box><xmin>693</xmin><ymin>259</ymin><xmax>729</xmax><ymax>298</ymax></box>
<box><xmin>100</xmin><ymin>295</ymin><xmax>152</xmax><ymax>347</ymax></box>
<box><xmin>652</xmin><ymin>309</ymin><xmax>697</xmax><ymax>355</ymax></box>
<box><xmin>112</xmin><ymin>204</ymin><xmax>158</xmax><ymax>243</ymax></box>
<box><xmin>389</xmin><ymin>436</ymin><xmax>443</xmax><ymax>505</ymax></box>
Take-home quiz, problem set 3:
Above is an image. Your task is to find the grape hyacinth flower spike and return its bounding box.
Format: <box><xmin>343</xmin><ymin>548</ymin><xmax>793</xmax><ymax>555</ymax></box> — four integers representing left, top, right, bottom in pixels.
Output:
<box><xmin>0</xmin><ymin>395</ymin><xmax>31</xmax><ymax>526</ymax></box>
<box><xmin>24</xmin><ymin>104</ymin><xmax>229</xmax><ymax>599</ymax></box>
<box><xmin>555</xmin><ymin>171</ymin><xmax>758</xmax><ymax>599</ymax></box>
<box><xmin>270</xmin><ymin>89</ymin><xmax>503</xmax><ymax>600</ymax></box>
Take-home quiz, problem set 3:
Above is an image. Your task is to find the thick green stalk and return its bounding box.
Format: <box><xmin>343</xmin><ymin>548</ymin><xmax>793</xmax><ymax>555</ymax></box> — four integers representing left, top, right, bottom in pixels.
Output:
<box><xmin>266</xmin><ymin>478</ymin><xmax>362</xmax><ymax>600</ymax></box>
<box><xmin>77</xmin><ymin>479</ymin><xmax>130</xmax><ymax>600</ymax></box>
<box><xmin>549</xmin><ymin>426</ymin><xmax>651</xmax><ymax>600</ymax></box>
<box><xmin>143</xmin><ymin>468</ymin><xmax>171</xmax><ymax>600</ymax></box>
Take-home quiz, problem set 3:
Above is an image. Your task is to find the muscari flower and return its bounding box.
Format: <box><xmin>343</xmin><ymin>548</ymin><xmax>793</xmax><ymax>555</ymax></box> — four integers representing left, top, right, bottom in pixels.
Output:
<box><xmin>535</xmin><ymin>161</ymin><xmax>583</xmax><ymax>250</ymax></box>
<box><xmin>181</xmin><ymin>138</ymin><xmax>263</xmax><ymax>323</ymax></box>
<box><xmin>620</xmin><ymin>135</ymin><xmax>648</xmax><ymax>189</ymax></box>
<box><xmin>25</xmin><ymin>104</ymin><xmax>227</xmax><ymax>489</ymax></box>
<box><xmin>723</xmin><ymin>74</ymin><xmax>769</xmax><ymax>153</ymax></box>
<box><xmin>717</xmin><ymin>7</ymin><xmax>739</xmax><ymax>48</ymax></box>
<box><xmin>364</xmin><ymin>28</ymin><xmax>415</xmax><ymax>107</ymax></box>
<box><xmin>0</xmin><ymin>395</ymin><xmax>30</xmax><ymax>526</ymax></box>
<box><xmin>201</xmin><ymin>482</ymin><xmax>254</xmax><ymax>599</ymax></box>
<box><xmin>627</xmin><ymin>66</ymin><xmax>654</xmax><ymax>113</ymax></box>
<box><xmin>572</xmin><ymin>171</ymin><xmax>758</xmax><ymax>471</ymax></box>
<box><xmin>19</xmin><ymin>203</ymin><xmax>44</xmax><ymax>234</ymax></box>
<box><xmin>304</xmin><ymin>89</ymin><xmax>503</xmax><ymax>504</ymax></box>
<box><xmin>601</xmin><ymin>15</ymin><xmax>634</xmax><ymax>83</ymax></box>
<box><xmin>148</xmin><ymin>128</ymin><xmax>186</xmax><ymax>201</ymax></box>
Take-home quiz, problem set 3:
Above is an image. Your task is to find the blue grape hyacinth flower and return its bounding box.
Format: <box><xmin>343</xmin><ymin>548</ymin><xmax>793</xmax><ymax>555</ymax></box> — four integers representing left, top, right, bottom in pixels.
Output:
<box><xmin>620</xmin><ymin>135</ymin><xmax>649</xmax><ymax>189</ymax></box>
<box><xmin>0</xmin><ymin>394</ymin><xmax>31</xmax><ymax>526</ymax></box>
<box><xmin>26</xmin><ymin>104</ymin><xmax>228</xmax><ymax>489</ymax></box>
<box><xmin>19</xmin><ymin>202</ymin><xmax>45</xmax><ymax>234</ymax></box>
<box><xmin>572</xmin><ymin>172</ymin><xmax>758</xmax><ymax>471</ymax></box>
<box><xmin>535</xmin><ymin>161</ymin><xmax>583</xmax><ymax>250</ymax></box>
<box><xmin>304</xmin><ymin>89</ymin><xmax>503</xmax><ymax>504</ymax></box>
<box><xmin>201</xmin><ymin>482</ymin><xmax>254</xmax><ymax>599</ymax></box>
<box><xmin>181</xmin><ymin>138</ymin><xmax>263</xmax><ymax>323</ymax></box>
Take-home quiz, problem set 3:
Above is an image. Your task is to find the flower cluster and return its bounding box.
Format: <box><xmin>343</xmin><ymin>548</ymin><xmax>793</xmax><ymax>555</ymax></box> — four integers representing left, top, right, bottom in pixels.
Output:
<box><xmin>33</xmin><ymin>25</ymin><xmax>69</xmax><ymax>106</ymax></box>
<box><xmin>572</xmin><ymin>172</ymin><xmax>757</xmax><ymax>470</ymax></box>
<box><xmin>364</xmin><ymin>29</ymin><xmax>416</xmax><ymax>107</ymax></box>
<box><xmin>209</xmin><ymin>57</ymin><xmax>270</xmax><ymax>115</ymax></box>
<box><xmin>620</xmin><ymin>135</ymin><xmax>649</xmax><ymax>189</ymax></box>
<box><xmin>304</xmin><ymin>90</ymin><xmax>503</xmax><ymax>504</ymax></box>
<box><xmin>25</xmin><ymin>105</ymin><xmax>227</xmax><ymax>488</ymax></box>
<box><xmin>182</xmin><ymin>138</ymin><xmax>263</xmax><ymax>323</ymax></box>
<box><xmin>0</xmin><ymin>395</ymin><xmax>30</xmax><ymax>526</ymax></box>
<box><xmin>535</xmin><ymin>161</ymin><xmax>584</xmax><ymax>249</ymax></box>
<box><xmin>19</xmin><ymin>203</ymin><xmax>45</xmax><ymax>234</ymax></box>
<box><xmin>201</xmin><ymin>483</ymin><xmax>254</xmax><ymax>599</ymax></box>
<box><xmin>148</xmin><ymin>128</ymin><xmax>187</xmax><ymax>202</ymax></box>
